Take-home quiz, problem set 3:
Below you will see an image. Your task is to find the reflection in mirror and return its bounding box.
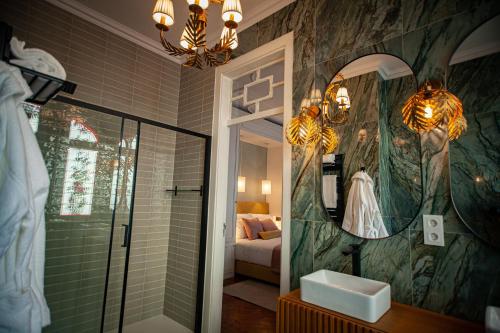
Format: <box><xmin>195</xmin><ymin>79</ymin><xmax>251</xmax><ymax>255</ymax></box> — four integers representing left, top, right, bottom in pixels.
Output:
<box><xmin>321</xmin><ymin>54</ymin><xmax>422</xmax><ymax>239</ymax></box>
<box><xmin>447</xmin><ymin>15</ymin><xmax>500</xmax><ymax>248</ymax></box>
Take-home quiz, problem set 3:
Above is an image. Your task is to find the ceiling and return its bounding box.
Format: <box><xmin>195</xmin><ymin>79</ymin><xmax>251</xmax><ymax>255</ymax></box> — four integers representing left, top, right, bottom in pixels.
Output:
<box><xmin>47</xmin><ymin>0</ymin><xmax>294</xmax><ymax>63</ymax></box>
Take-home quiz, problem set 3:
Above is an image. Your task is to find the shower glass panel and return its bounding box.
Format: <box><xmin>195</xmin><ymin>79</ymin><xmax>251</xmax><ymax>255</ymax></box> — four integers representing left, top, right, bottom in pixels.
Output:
<box><xmin>122</xmin><ymin>128</ymin><xmax>207</xmax><ymax>331</ymax></box>
<box><xmin>28</xmin><ymin>97</ymin><xmax>210</xmax><ymax>333</ymax></box>
<box><xmin>31</xmin><ymin>100</ymin><xmax>127</xmax><ymax>333</ymax></box>
<box><xmin>102</xmin><ymin>120</ymin><xmax>138</xmax><ymax>333</ymax></box>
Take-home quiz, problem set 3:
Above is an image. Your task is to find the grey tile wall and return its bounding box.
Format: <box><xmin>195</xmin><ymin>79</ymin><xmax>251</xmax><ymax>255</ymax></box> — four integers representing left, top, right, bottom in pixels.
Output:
<box><xmin>162</xmin><ymin>66</ymin><xmax>214</xmax><ymax>329</ymax></box>
<box><xmin>0</xmin><ymin>0</ymin><xmax>182</xmax><ymax>331</ymax></box>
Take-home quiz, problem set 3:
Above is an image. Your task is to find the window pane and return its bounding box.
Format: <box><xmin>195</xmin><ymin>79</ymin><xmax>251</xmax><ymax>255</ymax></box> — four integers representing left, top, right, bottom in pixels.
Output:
<box><xmin>60</xmin><ymin>148</ymin><xmax>98</xmax><ymax>215</ymax></box>
<box><xmin>233</xmin><ymin>71</ymin><xmax>256</xmax><ymax>97</ymax></box>
<box><xmin>259</xmin><ymin>84</ymin><xmax>284</xmax><ymax>111</ymax></box>
<box><xmin>245</xmin><ymin>79</ymin><xmax>271</xmax><ymax>104</ymax></box>
<box><xmin>261</xmin><ymin>60</ymin><xmax>284</xmax><ymax>83</ymax></box>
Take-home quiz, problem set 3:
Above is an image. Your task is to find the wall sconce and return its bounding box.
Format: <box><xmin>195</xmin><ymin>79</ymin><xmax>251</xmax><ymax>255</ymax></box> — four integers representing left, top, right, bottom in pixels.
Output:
<box><xmin>237</xmin><ymin>176</ymin><xmax>246</xmax><ymax>192</ymax></box>
<box><xmin>261</xmin><ymin>179</ymin><xmax>272</xmax><ymax>195</ymax></box>
<box><xmin>402</xmin><ymin>80</ymin><xmax>466</xmax><ymax>140</ymax></box>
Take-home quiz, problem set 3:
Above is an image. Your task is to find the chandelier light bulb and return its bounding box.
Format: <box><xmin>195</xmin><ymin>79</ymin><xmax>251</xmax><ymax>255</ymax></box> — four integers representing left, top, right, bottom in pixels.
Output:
<box><xmin>180</xmin><ymin>26</ymin><xmax>196</xmax><ymax>49</ymax></box>
<box><xmin>153</xmin><ymin>0</ymin><xmax>175</xmax><ymax>28</ymax></box>
<box><xmin>220</xmin><ymin>27</ymin><xmax>238</xmax><ymax>49</ymax></box>
<box><xmin>424</xmin><ymin>104</ymin><xmax>433</xmax><ymax>119</ymax></box>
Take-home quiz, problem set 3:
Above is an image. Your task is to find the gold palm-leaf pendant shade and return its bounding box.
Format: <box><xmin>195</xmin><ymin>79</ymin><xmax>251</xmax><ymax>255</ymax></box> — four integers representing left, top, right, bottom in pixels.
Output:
<box><xmin>285</xmin><ymin>112</ymin><xmax>320</xmax><ymax>146</ymax></box>
<box><xmin>448</xmin><ymin>113</ymin><xmax>467</xmax><ymax>141</ymax></box>
<box><xmin>402</xmin><ymin>81</ymin><xmax>465</xmax><ymax>139</ymax></box>
<box><xmin>322</xmin><ymin>126</ymin><xmax>339</xmax><ymax>154</ymax></box>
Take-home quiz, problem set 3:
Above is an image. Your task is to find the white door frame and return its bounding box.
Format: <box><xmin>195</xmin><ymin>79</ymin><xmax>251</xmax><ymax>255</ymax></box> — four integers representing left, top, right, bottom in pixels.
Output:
<box><xmin>203</xmin><ymin>32</ymin><xmax>293</xmax><ymax>333</ymax></box>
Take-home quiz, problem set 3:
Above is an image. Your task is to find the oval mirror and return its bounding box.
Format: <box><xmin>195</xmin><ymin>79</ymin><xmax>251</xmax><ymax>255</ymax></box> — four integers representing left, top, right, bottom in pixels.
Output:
<box><xmin>447</xmin><ymin>15</ymin><xmax>500</xmax><ymax>247</ymax></box>
<box><xmin>321</xmin><ymin>54</ymin><xmax>422</xmax><ymax>239</ymax></box>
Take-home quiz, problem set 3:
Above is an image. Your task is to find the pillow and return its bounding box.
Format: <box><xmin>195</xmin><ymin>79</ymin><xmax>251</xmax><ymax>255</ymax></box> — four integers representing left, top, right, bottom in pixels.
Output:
<box><xmin>252</xmin><ymin>214</ymin><xmax>273</xmax><ymax>221</ymax></box>
<box><xmin>260</xmin><ymin>218</ymin><xmax>279</xmax><ymax>232</ymax></box>
<box><xmin>258</xmin><ymin>230</ymin><xmax>281</xmax><ymax>240</ymax></box>
<box><xmin>236</xmin><ymin>214</ymin><xmax>252</xmax><ymax>239</ymax></box>
<box><xmin>242</xmin><ymin>218</ymin><xmax>263</xmax><ymax>240</ymax></box>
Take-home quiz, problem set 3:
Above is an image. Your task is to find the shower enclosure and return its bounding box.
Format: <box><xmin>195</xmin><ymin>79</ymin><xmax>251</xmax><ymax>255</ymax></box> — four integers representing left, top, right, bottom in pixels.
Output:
<box><xmin>26</xmin><ymin>96</ymin><xmax>210</xmax><ymax>333</ymax></box>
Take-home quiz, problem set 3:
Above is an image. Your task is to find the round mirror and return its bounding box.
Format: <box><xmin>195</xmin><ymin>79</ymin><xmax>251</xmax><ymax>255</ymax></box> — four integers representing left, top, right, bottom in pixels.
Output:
<box><xmin>447</xmin><ymin>15</ymin><xmax>500</xmax><ymax>248</ymax></box>
<box><xmin>321</xmin><ymin>54</ymin><xmax>422</xmax><ymax>239</ymax></box>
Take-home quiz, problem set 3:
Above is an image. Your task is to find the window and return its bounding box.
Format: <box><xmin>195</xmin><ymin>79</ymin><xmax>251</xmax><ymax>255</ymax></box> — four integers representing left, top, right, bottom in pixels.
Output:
<box><xmin>109</xmin><ymin>138</ymin><xmax>136</xmax><ymax>210</ymax></box>
<box><xmin>22</xmin><ymin>102</ymin><xmax>41</xmax><ymax>133</ymax></box>
<box><xmin>60</xmin><ymin>120</ymin><xmax>98</xmax><ymax>216</ymax></box>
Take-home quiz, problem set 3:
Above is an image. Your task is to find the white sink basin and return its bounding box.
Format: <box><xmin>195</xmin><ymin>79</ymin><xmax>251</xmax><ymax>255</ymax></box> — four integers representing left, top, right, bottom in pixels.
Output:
<box><xmin>300</xmin><ymin>270</ymin><xmax>391</xmax><ymax>323</ymax></box>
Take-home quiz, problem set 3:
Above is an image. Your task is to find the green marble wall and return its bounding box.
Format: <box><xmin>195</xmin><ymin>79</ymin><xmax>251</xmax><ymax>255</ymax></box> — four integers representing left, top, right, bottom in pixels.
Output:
<box><xmin>233</xmin><ymin>0</ymin><xmax>500</xmax><ymax>323</ymax></box>
<box><xmin>448</xmin><ymin>53</ymin><xmax>500</xmax><ymax>247</ymax></box>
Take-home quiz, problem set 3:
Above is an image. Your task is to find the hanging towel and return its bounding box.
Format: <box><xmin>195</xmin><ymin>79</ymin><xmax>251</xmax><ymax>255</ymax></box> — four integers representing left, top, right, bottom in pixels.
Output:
<box><xmin>323</xmin><ymin>175</ymin><xmax>337</xmax><ymax>208</ymax></box>
<box><xmin>0</xmin><ymin>61</ymin><xmax>50</xmax><ymax>333</ymax></box>
<box><xmin>9</xmin><ymin>37</ymin><xmax>66</xmax><ymax>80</ymax></box>
<box><xmin>342</xmin><ymin>171</ymin><xmax>389</xmax><ymax>239</ymax></box>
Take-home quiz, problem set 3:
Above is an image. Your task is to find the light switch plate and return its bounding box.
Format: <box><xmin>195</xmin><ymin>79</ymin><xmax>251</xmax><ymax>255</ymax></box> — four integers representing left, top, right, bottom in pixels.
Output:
<box><xmin>423</xmin><ymin>215</ymin><xmax>444</xmax><ymax>246</ymax></box>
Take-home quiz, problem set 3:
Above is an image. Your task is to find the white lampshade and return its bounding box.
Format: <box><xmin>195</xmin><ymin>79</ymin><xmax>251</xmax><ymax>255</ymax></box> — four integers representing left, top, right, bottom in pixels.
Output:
<box><xmin>336</xmin><ymin>87</ymin><xmax>350</xmax><ymax>106</ymax></box>
<box><xmin>220</xmin><ymin>27</ymin><xmax>238</xmax><ymax>49</ymax></box>
<box><xmin>187</xmin><ymin>0</ymin><xmax>209</xmax><ymax>10</ymax></box>
<box><xmin>261</xmin><ymin>180</ymin><xmax>271</xmax><ymax>195</ymax></box>
<box><xmin>310</xmin><ymin>88</ymin><xmax>322</xmax><ymax>105</ymax></box>
<box><xmin>153</xmin><ymin>0</ymin><xmax>175</xmax><ymax>26</ymax></box>
<box><xmin>180</xmin><ymin>26</ymin><xmax>196</xmax><ymax>49</ymax></box>
<box><xmin>222</xmin><ymin>0</ymin><xmax>243</xmax><ymax>24</ymax></box>
<box><xmin>237</xmin><ymin>176</ymin><xmax>246</xmax><ymax>192</ymax></box>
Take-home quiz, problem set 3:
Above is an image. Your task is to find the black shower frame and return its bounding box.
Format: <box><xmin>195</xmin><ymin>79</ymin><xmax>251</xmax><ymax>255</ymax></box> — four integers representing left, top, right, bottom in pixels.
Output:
<box><xmin>53</xmin><ymin>95</ymin><xmax>211</xmax><ymax>333</ymax></box>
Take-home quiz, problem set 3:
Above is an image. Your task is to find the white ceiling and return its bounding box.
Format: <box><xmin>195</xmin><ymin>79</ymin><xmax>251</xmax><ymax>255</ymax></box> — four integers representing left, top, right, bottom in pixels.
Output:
<box><xmin>450</xmin><ymin>14</ymin><xmax>500</xmax><ymax>65</ymax></box>
<box><xmin>46</xmin><ymin>0</ymin><xmax>294</xmax><ymax>63</ymax></box>
<box><xmin>333</xmin><ymin>54</ymin><xmax>413</xmax><ymax>82</ymax></box>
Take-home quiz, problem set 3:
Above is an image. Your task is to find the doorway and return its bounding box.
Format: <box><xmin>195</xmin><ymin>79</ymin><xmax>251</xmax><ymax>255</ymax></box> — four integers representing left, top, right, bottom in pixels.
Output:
<box><xmin>204</xmin><ymin>32</ymin><xmax>293</xmax><ymax>332</ymax></box>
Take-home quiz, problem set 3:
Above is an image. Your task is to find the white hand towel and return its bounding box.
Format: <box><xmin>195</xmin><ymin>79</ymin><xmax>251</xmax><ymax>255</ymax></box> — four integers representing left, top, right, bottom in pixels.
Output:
<box><xmin>323</xmin><ymin>175</ymin><xmax>337</xmax><ymax>208</ymax></box>
<box><xmin>9</xmin><ymin>37</ymin><xmax>66</xmax><ymax>80</ymax></box>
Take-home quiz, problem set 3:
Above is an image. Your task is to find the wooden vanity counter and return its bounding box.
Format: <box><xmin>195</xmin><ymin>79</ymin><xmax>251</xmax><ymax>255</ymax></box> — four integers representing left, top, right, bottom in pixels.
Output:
<box><xmin>277</xmin><ymin>289</ymin><xmax>484</xmax><ymax>333</ymax></box>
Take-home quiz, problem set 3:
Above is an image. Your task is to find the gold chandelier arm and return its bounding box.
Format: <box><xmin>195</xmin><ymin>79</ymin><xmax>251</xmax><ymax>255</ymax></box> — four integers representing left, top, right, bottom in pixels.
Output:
<box><xmin>159</xmin><ymin>30</ymin><xmax>194</xmax><ymax>56</ymax></box>
<box><xmin>184</xmin><ymin>12</ymin><xmax>207</xmax><ymax>49</ymax></box>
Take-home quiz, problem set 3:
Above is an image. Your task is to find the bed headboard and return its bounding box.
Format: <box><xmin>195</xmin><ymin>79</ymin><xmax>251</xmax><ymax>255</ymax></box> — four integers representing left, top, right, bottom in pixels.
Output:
<box><xmin>236</xmin><ymin>201</ymin><xmax>269</xmax><ymax>214</ymax></box>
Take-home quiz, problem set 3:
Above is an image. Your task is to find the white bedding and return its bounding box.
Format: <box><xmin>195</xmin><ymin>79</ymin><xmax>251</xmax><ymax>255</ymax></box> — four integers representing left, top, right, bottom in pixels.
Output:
<box><xmin>235</xmin><ymin>237</ymin><xmax>281</xmax><ymax>267</ymax></box>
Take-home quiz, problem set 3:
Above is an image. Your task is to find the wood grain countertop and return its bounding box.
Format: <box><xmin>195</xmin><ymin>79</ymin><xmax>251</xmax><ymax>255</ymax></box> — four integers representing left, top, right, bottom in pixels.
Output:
<box><xmin>278</xmin><ymin>289</ymin><xmax>484</xmax><ymax>333</ymax></box>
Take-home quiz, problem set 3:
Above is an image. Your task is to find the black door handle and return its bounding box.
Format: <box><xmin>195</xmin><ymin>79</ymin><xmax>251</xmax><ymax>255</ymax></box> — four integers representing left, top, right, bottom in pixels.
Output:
<box><xmin>121</xmin><ymin>224</ymin><xmax>129</xmax><ymax>248</ymax></box>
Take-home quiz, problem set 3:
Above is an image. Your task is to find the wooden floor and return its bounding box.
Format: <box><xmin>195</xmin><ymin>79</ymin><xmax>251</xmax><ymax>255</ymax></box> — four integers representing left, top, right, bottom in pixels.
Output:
<box><xmin>221</xmin><ymin>276</ymin><xmax>276</xmax><ymax>333</ymax></box>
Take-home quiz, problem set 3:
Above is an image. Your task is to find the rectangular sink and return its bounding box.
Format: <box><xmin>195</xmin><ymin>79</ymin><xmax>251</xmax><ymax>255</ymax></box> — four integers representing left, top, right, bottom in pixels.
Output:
<box><xmin>300</xmin><ymin>270</ymin><xmax>391</xmax><ymax>323</ymax></box>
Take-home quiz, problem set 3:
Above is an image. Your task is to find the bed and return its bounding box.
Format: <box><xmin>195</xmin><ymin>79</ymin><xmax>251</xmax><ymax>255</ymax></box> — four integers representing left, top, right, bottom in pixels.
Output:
<box><xmin>234</xmin><ymin>201</ymin><xmax>281</xmax><ymax>285</ymax></box>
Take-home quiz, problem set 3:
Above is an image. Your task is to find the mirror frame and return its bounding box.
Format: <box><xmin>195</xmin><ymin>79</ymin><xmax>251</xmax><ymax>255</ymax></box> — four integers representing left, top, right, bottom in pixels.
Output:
<box><xmin>446</xmin><ymin>14</ymin><xmax>500</xmax><ymax>249</ymax></box>
<box><xmin>321</xmin><ymin>52</ymin><xmax>424</xmax><ymax>240</ymax></box>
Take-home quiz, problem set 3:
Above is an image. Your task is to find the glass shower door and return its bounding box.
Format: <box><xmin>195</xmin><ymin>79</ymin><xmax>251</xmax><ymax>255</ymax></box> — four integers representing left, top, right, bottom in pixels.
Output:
<box><xmin>28</xmin><ymin>100</ymin><xmax>129</xmax><ymax>333</ymax></box>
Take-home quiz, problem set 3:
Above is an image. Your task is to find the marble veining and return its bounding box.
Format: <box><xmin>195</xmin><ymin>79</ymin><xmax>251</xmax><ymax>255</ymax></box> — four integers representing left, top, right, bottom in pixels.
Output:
<box><xmin>233</xmin><ymin>0</ymin><xmax>500</xmax><ymax>323</ymax></box>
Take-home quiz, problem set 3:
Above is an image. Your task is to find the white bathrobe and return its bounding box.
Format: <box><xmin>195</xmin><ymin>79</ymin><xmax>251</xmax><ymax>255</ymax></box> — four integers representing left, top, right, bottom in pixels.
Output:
<box><xmin>0</xmin><ymin>61</ymin><xmax>50</xmax><ymax>332</ymax></box>
<box><xmin>342</xmin><ymin>171</ymin><xmax>389</xmax><ymax>239</ymax></box>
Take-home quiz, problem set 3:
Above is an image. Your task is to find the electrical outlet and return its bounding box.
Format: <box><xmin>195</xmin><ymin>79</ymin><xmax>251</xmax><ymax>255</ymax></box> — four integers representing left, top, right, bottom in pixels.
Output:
<box><xmin>423</xmin><ymin>215</ymin><xmax>444</xmax><ymax>246</ymax></box>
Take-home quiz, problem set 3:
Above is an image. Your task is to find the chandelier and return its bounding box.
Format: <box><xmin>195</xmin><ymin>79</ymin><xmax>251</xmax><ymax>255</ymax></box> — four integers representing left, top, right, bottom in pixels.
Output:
<box><xmin>285</xmin><ymin>76</ymin><xmax>350</xmax><ymax>155</ymax></box>
<box><xmin>152</xmin><ymin>0</ymin><xmax>242</xmax><ymax>69</ymax></box>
